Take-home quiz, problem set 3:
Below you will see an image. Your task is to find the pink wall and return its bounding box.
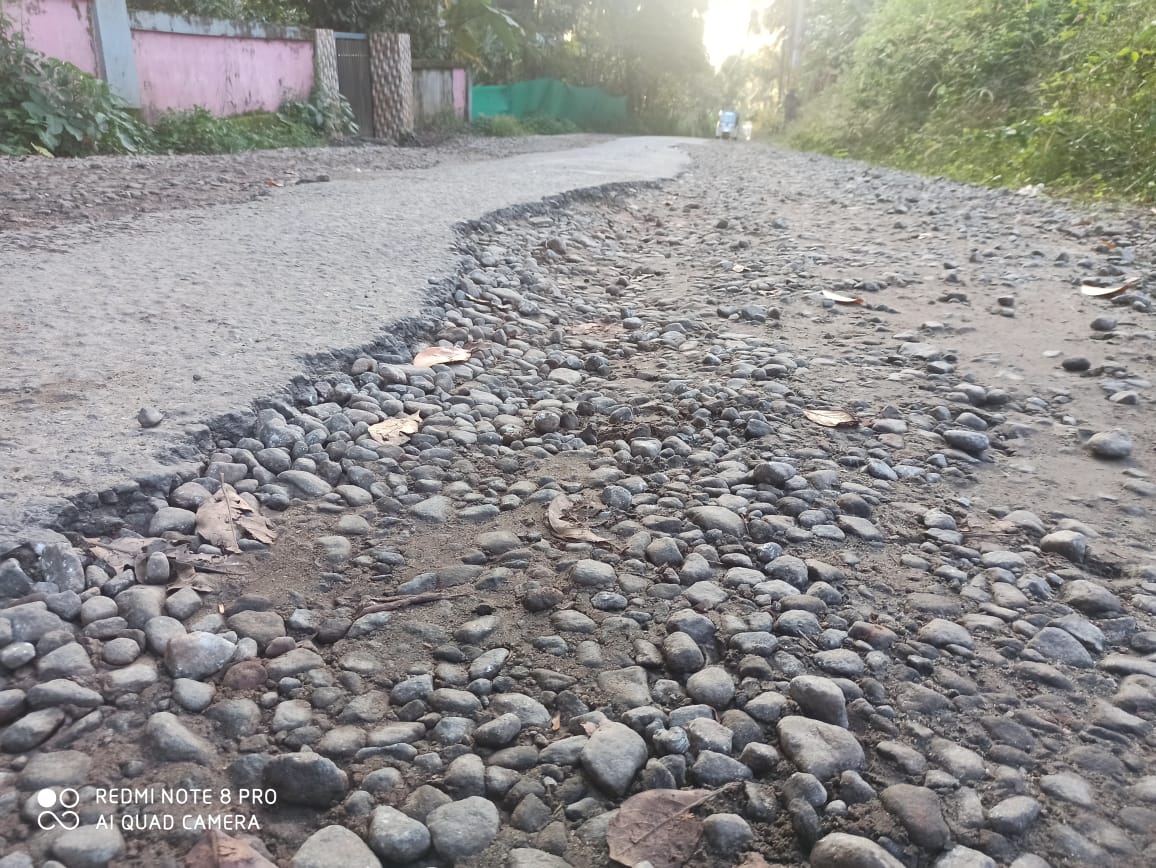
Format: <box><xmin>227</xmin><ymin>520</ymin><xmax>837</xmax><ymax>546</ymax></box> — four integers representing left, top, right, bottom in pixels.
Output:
<box><xmin>452</xmin><ymin>68</ymin><xmax>468</xmax><ymax>114</ymax></box>
<box><xmin>3</xmin><ymin>0</ymin><xmax>99</xmax><ymax>75</ymax></box>
<box><xmin>132</xmin><ymin>30</ymin><xmax>313</xmax><ymax>119</ymax></box>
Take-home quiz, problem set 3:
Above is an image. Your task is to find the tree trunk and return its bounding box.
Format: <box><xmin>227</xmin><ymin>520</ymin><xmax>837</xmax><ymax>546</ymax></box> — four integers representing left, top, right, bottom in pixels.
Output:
<box><xmin>369</xmin><ymin>32</ymin><xmax>414</xmax><ymax>140</ymax></box>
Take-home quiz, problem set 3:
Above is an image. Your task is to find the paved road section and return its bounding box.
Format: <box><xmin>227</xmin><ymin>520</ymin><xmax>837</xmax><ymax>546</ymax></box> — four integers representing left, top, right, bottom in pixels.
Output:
<box><xmin>0</xmin><ymin>137</ymin><xmax>697</xmax><ymax>549</ymax></box>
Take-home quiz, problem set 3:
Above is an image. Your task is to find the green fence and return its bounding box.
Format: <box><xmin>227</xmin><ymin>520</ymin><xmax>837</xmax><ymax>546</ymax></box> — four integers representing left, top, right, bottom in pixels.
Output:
<box><xmin>471</xmin><ymin>78</ymin><xmax>627</xmax><ymax>127</ymax></box>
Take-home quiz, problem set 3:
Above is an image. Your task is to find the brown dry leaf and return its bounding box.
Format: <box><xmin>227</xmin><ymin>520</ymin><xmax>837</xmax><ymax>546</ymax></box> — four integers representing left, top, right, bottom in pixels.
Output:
<box><xmin>263</xmin><ymin>179</ymin><xmax>283</xmax><ymax>188</ymax></box>
<box><xmin>803</xmin><ymin>408</ymin><xmax>860</xmax><ymax>429</ymax></box>
<box><xmin>84</xmin><ymin>536</ymin><xmax>165</xmax><ymax>571</ymax></box>
<box><xmin>608</xmin><ymin>789</ymin><xmax>713</xmax><ymax>868</ymax></box>
<box><xmin>184</xmin><ymin>829</ymin><xmax>277</xmax><ymax>868</ymax></box>
<box><xmin>821</xmin><ymin>289</ymin><xmax>865</xmax><ymax>305</ymax></box>
<box><xmin>1081</xmin><ymin>277</ymin><xmax>1140</xmax><ymax>298</ymax></box>
<box><xmin>737</xmin><ymin>854</ymin><xmax>774</xmax><ymax>868</ymax></box>
<box><xmin>413</xmin><ymin>345</ymin><xmax>472</xmax><ymax>366</ymax></box>
<box><xmin>367</xmin><ymin>412</ymin><xmax>422</xmax><ymax>446</ymax></box>
<box><xmin>580</xmin><ymin>720</ymin><xmax>599</xmax><ymax>736</ymax></box>
<box><xmin>546</xmin><ymin>494</ymin><xmax>609</xmax><ymax>545</ymax></box>
<box><xmin>195</xmin><ymin>483</ymin><xmax>275</xmax><ymax>554</ymax></box>
<box><xmin>550</xmin><ymin>712</ymin><xmax>561</xmax><ymax>731</ymax></box>
<box><xmin>572</xmin><ymin>322</ymin><xmax>602</xmax><ymax>334</ymax></box>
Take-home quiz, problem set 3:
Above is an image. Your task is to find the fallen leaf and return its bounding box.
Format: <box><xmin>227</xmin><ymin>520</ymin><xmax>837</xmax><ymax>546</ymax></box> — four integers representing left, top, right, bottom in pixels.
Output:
<box><xmin>84</xmin><ymin>536</ymin><xmax>165</xmax><ymax>571</ymax></box>
<box><xmin>821</xmin><ymin>289</ymin><xmax>865</xmax><ymax>305</ymax></box>
<box><xmin>367</xmin><ymin>412</ymin><xmax>422</xmax><ymax>446</ymax></box>
<box><xmin>550</xmin><ymin>712</ymin><xmax>561</xmax><ymax>731</ymax></box>
<box><xmin>547</xmin><ymin>494</ymin><xmax>609</xmax><ymax>544</ymax></box>
<box><xmin>195</xmin><ymin>484</ymin><xmax>276</xmax><ymax>554</ymax></box>
<box><xmin>608</xmin><ymin>789</ymin><xmax>714</xmax><ymax>868</ymax></box>
<box><xmin>580</xmin><ymin>721</ymin><xmax>599</xmax><ymax>736</ymax></box>
<box><xmin>1081</xmin><ymin>277</ymin><xmax>1140</xmax><ymax>298</ymax></box>
<box><xmin>264</xmin><ymin>179</ymin><xmax>283</xmax><ymax>187</ymax></box>
<box><xmin>572</xmin><ymin>322</ymin><xmax>602</xmax><ymax>334</ymax></box>
<box><xmin>731</xmin><ymin>263</ymin><xmax>747</xmax><ymax>273</ymax></box>
<box><xmin>737</xmin><ymin>854</ymin><xmax>774</xmax><ymax>868</ymax></box>
<box><xmin>804</xmin><ymin>408</ymin><xmax>860</xmax><ymax>429</ymax></box>
<box><xmin>184</xmin><ymin>829</ymin><xmax>277</xmax><ymax>867</ymax></box>
<box><xmin>413</xmin><ymin>345</ymin><xmax>472</xmax><ymax>366</ymax></box>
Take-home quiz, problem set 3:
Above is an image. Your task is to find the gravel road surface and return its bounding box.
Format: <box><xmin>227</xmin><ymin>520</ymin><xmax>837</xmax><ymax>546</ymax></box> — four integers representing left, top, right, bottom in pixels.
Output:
<box><xmin>0</xmin><ymin>136</ymin><xmax>696</xmax><ymax>548</ymax></box>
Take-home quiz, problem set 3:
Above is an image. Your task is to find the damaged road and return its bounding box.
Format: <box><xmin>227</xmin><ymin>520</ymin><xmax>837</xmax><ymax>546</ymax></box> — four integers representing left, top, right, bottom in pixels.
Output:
<box><xmin>0</xmin><ymin>141</ymin><xmax>1154</xmax><ymax>868</ymax></box>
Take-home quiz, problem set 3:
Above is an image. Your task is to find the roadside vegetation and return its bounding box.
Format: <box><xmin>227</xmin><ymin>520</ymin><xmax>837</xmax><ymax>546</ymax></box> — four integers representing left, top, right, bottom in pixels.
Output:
<box><xmin>748</xmin><ymin>0</ymin><xmax>1155</xmax><ymax>204</ymax></box>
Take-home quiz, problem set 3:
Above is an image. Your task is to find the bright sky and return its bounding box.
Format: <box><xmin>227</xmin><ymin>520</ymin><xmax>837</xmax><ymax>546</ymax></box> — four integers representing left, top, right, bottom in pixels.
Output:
<box><xmin>702</xmin><ymin>0</ymin><xmax>776</xmax><ymax>68</ymax></box>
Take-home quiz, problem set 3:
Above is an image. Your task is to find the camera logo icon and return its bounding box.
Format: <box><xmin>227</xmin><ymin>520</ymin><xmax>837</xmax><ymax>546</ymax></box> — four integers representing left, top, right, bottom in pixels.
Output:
<box><xmin>36</xmin><ymin>788</ymin><xmax>81</xmax><ymax>831</ymax></box>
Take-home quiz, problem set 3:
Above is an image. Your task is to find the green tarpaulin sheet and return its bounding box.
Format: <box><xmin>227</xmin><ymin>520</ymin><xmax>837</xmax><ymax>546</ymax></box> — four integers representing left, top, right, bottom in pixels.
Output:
<box><xmin>471</xmin><ymin>78</ymin><xmax>626</xmax><ymax>125</ymax></box>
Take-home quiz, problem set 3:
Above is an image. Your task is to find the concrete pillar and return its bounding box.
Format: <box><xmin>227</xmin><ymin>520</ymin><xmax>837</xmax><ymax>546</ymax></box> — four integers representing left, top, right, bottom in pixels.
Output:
<box><xmin>91</xmin><ymin>0</ymin><xmax>141</xmax><ymax>108</ymax></box>
<box><xmin>368</xmin><ymin>32</ymin><xmax>413</xmax><ymax>140</ymax></box>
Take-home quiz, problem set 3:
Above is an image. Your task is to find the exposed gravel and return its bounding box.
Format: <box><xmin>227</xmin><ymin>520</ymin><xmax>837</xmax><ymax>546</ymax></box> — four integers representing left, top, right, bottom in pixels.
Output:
<box><xmin>0</xmin><ymin>141</ymin><xmax>1154</xmax><ymax>868</ymax></box>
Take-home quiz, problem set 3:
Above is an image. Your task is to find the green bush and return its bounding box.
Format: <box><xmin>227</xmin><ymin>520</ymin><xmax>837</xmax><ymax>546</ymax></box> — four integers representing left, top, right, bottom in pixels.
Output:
<box><xmin>472</xmin><ymin>114</ymin><xmax>527</xmax><ymax>136</ymax></box>
<box><xmin>788</xmin><ymin>0</ymin><xmax>1156</xmax><ymax>203</ymax></box>
<box><xmin>519</xmin><ymin>114</ymin><xmax>580</xmax><ymax>135</ymax></box>
<box><xmin>1</xmin><ymin>21</ymin><xmax>148</xmax><ymax>156</ymax></box>
<box><xmin>421</xmin><ymin>109</ymin><xmax>471</xmax><ymax>135</ymax></box>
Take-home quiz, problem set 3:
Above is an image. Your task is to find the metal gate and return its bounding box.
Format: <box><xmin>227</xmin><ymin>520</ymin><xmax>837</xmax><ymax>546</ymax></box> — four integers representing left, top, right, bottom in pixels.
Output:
<box><xmin>335</xmin><ymin>33</ymin><xmax>373</xmax><ymax>135</ymax></box>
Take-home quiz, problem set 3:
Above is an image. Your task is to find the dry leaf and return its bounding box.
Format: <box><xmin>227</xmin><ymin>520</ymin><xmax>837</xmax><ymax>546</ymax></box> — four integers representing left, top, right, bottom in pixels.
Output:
<box><xmin>573</xmin><ymin>322</ymin><xmax>602</xmax><ymax>334</ymax></box>
<box><xmin>184</xmin><ymin>829</ymin><xmax>277</xmax><ymax>868</ymax></box>
<box><xmin>547</xmin><ymin>494</ymin><xmax>609</xmax><ymax>544</ymax></box>
<box><xmin>821</xmin><ymin>289</ymin><xmax>865</xmax><ymax>305</ymax></box>
<box><xmin>1081</xmin><ymin>277</ymin><xmax>1140</xmax><ymax>298</ymax></box>
<box><xmin>263</xmin><ymin>179</ymin><xmax>283</xmax><ymax>188</ymax></box>
<box><xmin>85</xmin><ymin>536</ymin><xmax>165</xmax><ymax>571</ymax></box>
<box><xmin>580</xmin><ymin>721</ymin><xmax>599</xmax><ymax>736</ymax></box>
<box><xmin>737</xmin><ymin>854</ymin><xmax>774</xmax><ymax>868</ymax></box>
<box><xmin>367</xmin><ymin>412</ymin><xmax>422</xmax><ymax>446</ymax></box>
<box><xmin>195</xmin><ymin>483</ymin><xmax>275</xmax><ymax>554</ymax></box>
<box><xmin>413</xmin><ymin>346</ymin><xmax>472</xmax><ymax>366</ymax></box>
<box><xmin>608</xmin><ymin>789</ymin><xmax>714</xmax><ymax>868</ymax></box>
<box><xmin>550</xmin><ymin>712</ymin><xmax>561</xmax><ymax>731</ymax></box>
<box><xmin>803</xmin><ymin>408</ymin><xmax>860</xmax><ymax>429</ymax></box>
<box><xmin>731</xmin><ymin>263</ymin><xmax>747</xmax><ymax>273</ymax></box>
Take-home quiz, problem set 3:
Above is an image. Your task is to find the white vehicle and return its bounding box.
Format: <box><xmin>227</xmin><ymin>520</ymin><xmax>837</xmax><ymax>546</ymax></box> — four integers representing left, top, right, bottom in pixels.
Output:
<box><xmin>715</xmin><ymin>110</ymin><xmax>739</xmax><ymax>139</ymax></box>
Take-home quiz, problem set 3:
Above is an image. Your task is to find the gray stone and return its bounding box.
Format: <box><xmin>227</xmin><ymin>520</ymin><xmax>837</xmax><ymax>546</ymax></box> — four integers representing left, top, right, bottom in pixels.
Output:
<box><xmin>37</xmin><ymin>643</ymin><xmax>94</xmax><ymax>679</ymax></box>
<box><xmin>26</xmin><ymin>679</ymin><xmax>102</xmax><ymax>708</ymax></box>
<box><xmin>1061</xmin><ymin>580</ymin><xmax>1122</xmax><ymax>616</ymax></box>
<box><xmin>987</xmin><ymin>796</ymin><xmax>1041</xmax><ymax>836</ymax></box>
<box><xmin>570</xmin><ymin>559</ymin><xmax>616</xmax><ymax>587</ymax></box>
<box><xmin>1</xmin><ymin>707</ymin><xmax>64</xmax><ymax>751</ymax></box>
<box><xmin>581</xmin><ymin>721</ymin><xmax>648</xmax><ymax>796</ymax></box>
<box><xmin>1040</xmin><ymin>530</ymin><xmax>1089</xmax><ymax>564</ymax></box>
<box><xmin>164</xmin><ymin>631</ymin><xmax>237</xmax><ymax>679</ymax></box>
<box><xmin>50</xmin><ymin>826</ymin><xmax>125</xmax><ymax>868</ymax></box>
<box><xmin>278</xmin><ymin>470</ymin><xmax>333</xmax><ymax>498</ymax></box>
<box><xmin>292</xmin><ymin>825</ymin><xmax>382</xmax><ymax>868</ymax></box>
<box><xmin>149</xmin><ymin>506</ymin><xmax>197</xmax><ymax>535</ymax></box>
<box><xmin>227</xmin><ymin>610</ymin><xmax>286</xmax><ymax>648</ymax></box>
<box><xmin>881</xmin><ymin>784</ymin><xmax>951</xmax><ymax>849</ymax></box>
<box><xmin>810</xmin><ymin>833</ymin><xmax>905</xmax><ymax>868</ymax></box>
<box><xmin>790</xmin><ymin>675</ymin><xmax>849</xmax><ymax>727</ymax></box>
<box><xmin>489</xmin><ymin>693</ymin><xmax>551</xmax><ymax>727</ymax></box>
<box><xmin>943</xmin><ymin>429</ymin><xmax>989</xmax><ymax>454</ymax></box>
<box><xmin>265</xmin><ymin>753</ymin><xmax>349</xmax><ymax>807</ymax></box>
<box><xmin>18</xmin><ymin>750</ymin><xmax>91</xmax><ymax>788</ymax></box>
<box><xmin>368</xmin><ymin>806</ymin><xmax>430</xmax><ymax>863</ymax></box>
<box><xmin>686</xmin><ymin>666</ymin><xmax>736</xmax><ymax>708</ymax></box>
<box><xmin>777</xmin><ymin>716</ymin><xmax>865</xmax><ymax>779</ymax></box>
<box><xmin>1086</xmin><ymin>430</ymin><xmax>1132</xmax><ymax>459</ymax></box>
<box><xmin>936</xmin><ymin>847</ymin><xmax>998</xmax><ymax>868</ymax></box>
<box><xmin>1027</xmin><ymin>627</ymin><xmax>1094</xmax><ymax>667</ymax></box>
<box><xmin>0</xmin><ymin>559</ymin><xmax>32</xmax><ymax>598</ymax></box>
<box><xmin>146</xmin><ymin>711</ymin><xmax>214</xmax><ymax>763</ymax></box>
<box><xmin>702</xmin><ymin>813</ymin><xmax>754</xmax><ymax>854</ymax></box>
<box><xmin>686</xmin><ymin>505</ymin><xmax>745</xmax><ymax>538</ymax></box>
<box><xmin>426</xmin><ymin>796</ymin><xmax>500</xmax><ymax>860</ymax></box>
<box><xmin>172</xmin><ymin>678</ymin><xmax>215</xmax><ymax>712</ymax></box>
<box><xmin>411</xmin><ymin>495</ymin><xmax>453</xmax><ymax>523</ymax></box>
<box><xmin>509</xmin><ymin>848</ymin><xmax>573</xmax><ymax>868</ymax></box>
<box><xmin>39</xmin><ymin>544</ymin><xmax>86</xmax><ymax>593</ymax></box>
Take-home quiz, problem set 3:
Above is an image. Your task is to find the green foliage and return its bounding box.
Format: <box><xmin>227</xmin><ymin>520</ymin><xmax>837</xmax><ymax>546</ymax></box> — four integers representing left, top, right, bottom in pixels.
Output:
<box><xmin>786</xmin><ymin>0</ymin><xmax>1156</xmax><ymax>202</ymax></box>
<box><xmin>421</xmin><ymin>109</ymin><xmax>472</xmax><ymax>135</ymax></box>
<box><xmin>471</xmin><ymin>113</ymin><xmax>527</xmax><ymax>136</ymax></box>
<box><xmin>149</xmin><ymin>104</ymin><xmax>335</xmax><ymax>154</ymax></box>
<box><xmin>470</xmin><ymin>112</ymin><xmax>580</xmax><ymax>136</ymax></box>
<box><xmin>0</xmin><ymin>21</ymin><xmax>149</xmax><ymax>156</ymax></box>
